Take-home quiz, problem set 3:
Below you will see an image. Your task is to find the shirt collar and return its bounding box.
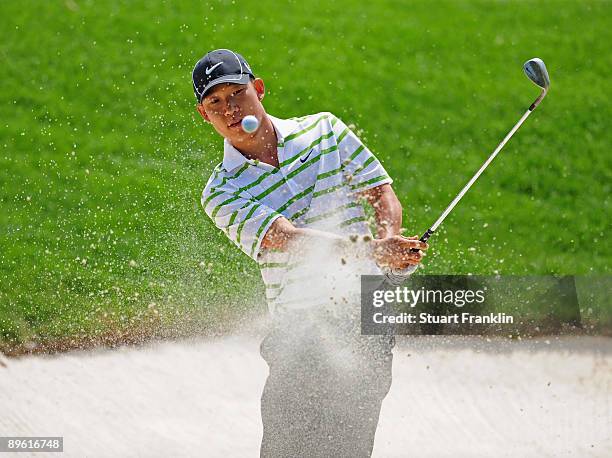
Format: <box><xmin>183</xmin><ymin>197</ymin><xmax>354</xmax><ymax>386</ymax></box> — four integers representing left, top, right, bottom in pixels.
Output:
<box><xmin>222</xmin><ymin>114</ymin><xmax>299</xmax><ymax>171</ymax></box>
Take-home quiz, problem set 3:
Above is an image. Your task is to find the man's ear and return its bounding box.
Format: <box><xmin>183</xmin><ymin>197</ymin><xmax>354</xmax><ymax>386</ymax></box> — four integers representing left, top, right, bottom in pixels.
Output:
<box><xmin>196</xmin><ymin>103</ymin><xmax>210</xmax><ymax>122</ymax></box>
<box><xmin>252</xmin><ymin>78</ymin><xmax>265</xmax><ymax>101</ymax></box>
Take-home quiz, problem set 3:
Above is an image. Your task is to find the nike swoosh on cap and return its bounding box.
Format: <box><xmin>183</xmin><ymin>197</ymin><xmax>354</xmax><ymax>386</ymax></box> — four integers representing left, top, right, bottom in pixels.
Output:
<box><xmin>205</xmin><ymin>62</ymin><xmax>223</xmax><ymax>75</ymax></box>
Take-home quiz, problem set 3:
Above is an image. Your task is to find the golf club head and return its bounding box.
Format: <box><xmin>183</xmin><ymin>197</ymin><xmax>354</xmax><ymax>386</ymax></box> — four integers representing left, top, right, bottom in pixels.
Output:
<box><xmin>523</xmin><ymin>58</ymin><xmax>550</xmax><ymax>91</ymax></box>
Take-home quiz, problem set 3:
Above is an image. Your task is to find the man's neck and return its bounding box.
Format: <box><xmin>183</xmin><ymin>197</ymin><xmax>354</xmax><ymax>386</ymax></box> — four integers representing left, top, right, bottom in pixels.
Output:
<box><xmin>230</xmin><ymin>115</ymin><xmax>279</xmax><ymax>168</ymax></box>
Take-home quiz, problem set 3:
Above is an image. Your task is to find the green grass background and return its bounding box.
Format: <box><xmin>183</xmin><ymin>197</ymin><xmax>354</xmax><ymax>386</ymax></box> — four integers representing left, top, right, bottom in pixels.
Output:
<box><xmin>1</xmin><ymin>0</ymin><xmax>610</xmax><ymax>350</ymax></box>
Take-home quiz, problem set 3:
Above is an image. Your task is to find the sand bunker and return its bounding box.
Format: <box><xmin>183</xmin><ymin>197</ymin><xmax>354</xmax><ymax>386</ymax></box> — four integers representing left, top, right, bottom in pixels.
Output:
<box><xmin>1</xmin><ymin>335</ymin><xmax>610</xmax><ymax>457</ymax></box>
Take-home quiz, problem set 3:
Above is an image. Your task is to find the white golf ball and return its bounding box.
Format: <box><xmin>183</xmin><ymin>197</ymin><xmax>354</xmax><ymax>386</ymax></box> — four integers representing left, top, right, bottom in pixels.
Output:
<box><xmin>241</xmin><ymin>115</ymin><xmax>259</xmax><ymax>133</ymax></box>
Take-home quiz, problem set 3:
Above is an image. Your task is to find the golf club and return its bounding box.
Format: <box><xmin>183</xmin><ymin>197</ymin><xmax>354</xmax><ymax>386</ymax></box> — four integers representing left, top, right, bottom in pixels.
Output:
<box><xmin>411</xmin><ymin>57</ymin><xmax>550</xmax><ymax>251</ymax></box>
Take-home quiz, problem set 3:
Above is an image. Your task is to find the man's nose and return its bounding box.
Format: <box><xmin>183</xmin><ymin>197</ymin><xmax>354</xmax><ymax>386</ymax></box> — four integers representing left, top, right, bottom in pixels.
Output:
<box><xmin>224</xmin><ymin>100</ymin><xmax>239</xmax><ymax>116</ymax></box>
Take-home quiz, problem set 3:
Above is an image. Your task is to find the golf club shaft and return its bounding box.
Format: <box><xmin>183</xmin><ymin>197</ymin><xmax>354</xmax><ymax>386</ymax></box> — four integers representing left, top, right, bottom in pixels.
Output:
<box><xmin>413</xmin><ymin>92</ymin><xmax>545</xmax><ymax>249</ymax></box>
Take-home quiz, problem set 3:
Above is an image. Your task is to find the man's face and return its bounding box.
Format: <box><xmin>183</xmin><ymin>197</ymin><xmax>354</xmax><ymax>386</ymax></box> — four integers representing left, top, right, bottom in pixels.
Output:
<box><xmin>197</xmin><ymin>79</ymin><xmax>266</xmax><ymax>142</ymax></box>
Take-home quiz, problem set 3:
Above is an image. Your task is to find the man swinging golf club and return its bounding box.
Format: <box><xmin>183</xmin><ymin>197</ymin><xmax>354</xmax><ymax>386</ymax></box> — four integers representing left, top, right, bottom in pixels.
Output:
<box><xmin>193</xmin><ymin>48</ymin><xmax>427</xmax><ymax>457</ymax></box>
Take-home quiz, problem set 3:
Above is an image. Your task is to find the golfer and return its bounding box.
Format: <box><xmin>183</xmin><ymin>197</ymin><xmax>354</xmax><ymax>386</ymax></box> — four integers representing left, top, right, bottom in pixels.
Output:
<box><xmin>193</xmin><ymin>49</ymin><xmax>427</xmax><ymax>457</ymax></box>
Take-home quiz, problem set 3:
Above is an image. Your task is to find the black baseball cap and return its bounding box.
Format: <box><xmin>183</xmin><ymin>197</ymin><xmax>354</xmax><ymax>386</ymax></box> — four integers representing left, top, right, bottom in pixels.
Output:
<box><xmin>192</xmin><ymin>49</ymin><xmax>255</xmax><ymax>103</ymax></box>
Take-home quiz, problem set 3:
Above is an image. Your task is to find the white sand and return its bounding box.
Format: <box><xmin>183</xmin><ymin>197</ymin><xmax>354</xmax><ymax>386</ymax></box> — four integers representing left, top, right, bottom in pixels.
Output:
<box><xmin>1</xmin><ymin>335</ymin><xmax>610</xmax><ymax>457</ymax></box>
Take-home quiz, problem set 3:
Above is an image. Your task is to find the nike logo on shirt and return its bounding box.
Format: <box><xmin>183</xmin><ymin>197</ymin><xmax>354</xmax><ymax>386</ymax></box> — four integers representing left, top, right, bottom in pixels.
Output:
<box><xmin>300</xmin><ymin>149</ymin><xmax>314</xmax><ymax>163</ymax></box>
<box><xmin>205</xmin><ymin>62</ymin><xmax>223</xmax><ymax>75</ymax></box>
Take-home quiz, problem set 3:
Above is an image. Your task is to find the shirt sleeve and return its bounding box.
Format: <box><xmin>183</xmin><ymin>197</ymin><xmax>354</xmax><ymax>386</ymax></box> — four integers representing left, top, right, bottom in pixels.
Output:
<box><xmin>201</xmin><ymin>179</ymin><xmax>282</xmax><ymax>261</ymax></box>
<box><xmin>329</xmin><ymin>114</ymin><xmax>393</xmax><ymax>192</ymax></box>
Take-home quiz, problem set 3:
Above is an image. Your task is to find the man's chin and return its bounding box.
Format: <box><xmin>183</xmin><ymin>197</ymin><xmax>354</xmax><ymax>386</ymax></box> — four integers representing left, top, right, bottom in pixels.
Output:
<box><xmin>225</xmin><ymin>127</ymin><xmax>255</xmax><ymax>142</ymax></box>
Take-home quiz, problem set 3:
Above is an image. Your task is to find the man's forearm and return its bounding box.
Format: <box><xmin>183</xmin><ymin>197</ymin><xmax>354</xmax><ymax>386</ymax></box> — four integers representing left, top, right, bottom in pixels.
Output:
<box><xmin>358</xmin><ymin>183</ymin><xmax>403</xmax><ymax>238</ymax></box>
<box><xmin>373</xmin><ymin>189</ymin><xmax>402</xmax><ymax>238</ymax></box>
<box><xmin>261</xmin><ymin>217</ymin><xmax>352</xmax><ymax>252</ymax></box>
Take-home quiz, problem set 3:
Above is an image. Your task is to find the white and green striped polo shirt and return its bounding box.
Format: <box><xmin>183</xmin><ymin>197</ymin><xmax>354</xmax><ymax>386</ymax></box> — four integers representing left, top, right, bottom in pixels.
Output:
<box><xmin>201</xmin><ymin>112</ymin><xmax>392</xmax><ymax>312</ymax></box>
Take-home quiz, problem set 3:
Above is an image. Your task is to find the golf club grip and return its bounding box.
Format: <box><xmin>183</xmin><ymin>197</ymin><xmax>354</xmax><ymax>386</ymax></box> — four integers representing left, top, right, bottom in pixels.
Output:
<box><xmin>410</xmin><ymin>228</ymin><xmax>434</xmax><ymax>253</ymax></box>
